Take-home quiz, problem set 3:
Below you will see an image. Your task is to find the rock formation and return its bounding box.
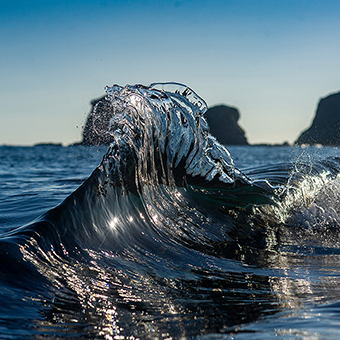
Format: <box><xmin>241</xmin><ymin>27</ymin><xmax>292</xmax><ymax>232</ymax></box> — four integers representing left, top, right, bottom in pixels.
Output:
<box><xmin>296</xmin><ymin>91</ymin><xmax>340</xmax><ymax>145</ymax></box>
<box><xmin>204</xmin><ymin>105</ymin><xmax>248</xmax><ymax>145</ymax></box>
<box><xmin>80</xmin><ymin>99</ymin><xmax>248</xmax><ymax>146</ymax></box>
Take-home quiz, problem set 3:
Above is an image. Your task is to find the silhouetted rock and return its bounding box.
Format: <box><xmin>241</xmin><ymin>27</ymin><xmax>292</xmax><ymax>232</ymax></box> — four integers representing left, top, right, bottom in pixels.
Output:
<box><xmin>204</xmin><ymin>105</ymin><xmax>248</xmax><ymax>145</ymax></box>
<box><xmin>296</xmin><ymin>91</ymin><xmax>340</xmax><ymax>145</ymax></box>
<box><xmin>80</xmin><ymin>99</ymin><xmax>248</xmax><ymax>146</ymax></box>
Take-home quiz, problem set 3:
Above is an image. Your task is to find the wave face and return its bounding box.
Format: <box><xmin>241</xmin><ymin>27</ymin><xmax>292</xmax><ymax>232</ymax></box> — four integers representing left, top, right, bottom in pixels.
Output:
<box><xmin>2</xmin><ymin>84</ymin><xmax>340</xmax><ymax>338</ymax></box>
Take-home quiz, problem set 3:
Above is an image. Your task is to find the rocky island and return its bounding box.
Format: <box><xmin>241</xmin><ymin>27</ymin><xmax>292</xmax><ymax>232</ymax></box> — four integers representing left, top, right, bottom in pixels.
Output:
<box><xmin>80</xmin><ymin>98</ymin><xmax>248</xmax><ymax>146</ymax></box>
<box><xmin>204</xmin><ymin>105</ymin><xmax>248</xmax><ymax>145</ymax></box>
<box><xmin>296</xmin><ymin>91</ymin><xmax>340</xmax><ymax>146</ymax></box>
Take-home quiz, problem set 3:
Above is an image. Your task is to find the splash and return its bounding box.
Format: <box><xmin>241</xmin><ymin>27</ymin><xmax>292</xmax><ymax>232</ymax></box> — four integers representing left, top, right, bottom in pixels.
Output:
<box><xmin>90</xmin><ymin>83</ymin><xmax>280</xmax><ymax>207</ymax></box>
<box><xmin>2</xmin><ymin>83</ymin><xmax>340</xmax><ymax>339</ymax></box>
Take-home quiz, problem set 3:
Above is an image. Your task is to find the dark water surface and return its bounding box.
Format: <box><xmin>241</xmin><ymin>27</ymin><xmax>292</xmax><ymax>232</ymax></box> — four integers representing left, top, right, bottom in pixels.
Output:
<box><xmin>1</xmin><ymin>145</ymin><xmax>340</xmax><ymax>339</ymax></box>
<box><xmin>2</xmin><ymin>83</ymin><xmax>340</xmax><ymax>339</ymax></box>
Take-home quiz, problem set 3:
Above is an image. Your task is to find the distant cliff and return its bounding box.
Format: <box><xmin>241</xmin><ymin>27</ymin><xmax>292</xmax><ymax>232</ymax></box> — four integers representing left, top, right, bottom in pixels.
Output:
<box><xmin>80</xmin><ymin>99</ymin><xmax>248</xmax><ymax>146</ymax></box>
<box><xmin>296</xmin><ymin>91</ymin><xmax>340</xmax><ymax>145</ymax></box>
<box><xmin>204</xmin><ymin>105</ymin><xmax>248</xmax><ymax>145</ymax></box>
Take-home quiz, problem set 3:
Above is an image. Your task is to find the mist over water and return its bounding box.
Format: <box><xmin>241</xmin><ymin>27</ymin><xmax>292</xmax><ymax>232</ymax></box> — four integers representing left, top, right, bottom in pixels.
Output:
<box><xmin>2</xmin><ymin>84</ymin><xmax>340</xmax><ymax>339</ymax></box>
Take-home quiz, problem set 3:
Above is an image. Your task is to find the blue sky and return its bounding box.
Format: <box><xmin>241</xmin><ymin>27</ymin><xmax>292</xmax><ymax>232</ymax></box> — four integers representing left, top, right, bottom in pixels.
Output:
<box><xmin>1</xmin><ymin>0</ymin><xmax>340</xmax><ymax>145</ymax></box>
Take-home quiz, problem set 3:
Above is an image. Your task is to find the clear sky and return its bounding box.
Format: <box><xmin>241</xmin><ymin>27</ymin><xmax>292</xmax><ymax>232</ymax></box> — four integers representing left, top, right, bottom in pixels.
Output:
<box><xmin>1</xmin><ymin>0</ymin><xmax>340</xmax><ymax>145</ymax></box>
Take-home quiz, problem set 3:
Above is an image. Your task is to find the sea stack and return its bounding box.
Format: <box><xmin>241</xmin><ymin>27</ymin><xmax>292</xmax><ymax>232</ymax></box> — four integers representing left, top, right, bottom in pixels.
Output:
<box><xmin>296</xmin><ymin>91</ymin><xmax>340</xmax><ymax>146</ymax></box>
<box><xmin>204</xmin><ymin>105</ymin><xmax>248</xmax><ymax>145</ymax></box>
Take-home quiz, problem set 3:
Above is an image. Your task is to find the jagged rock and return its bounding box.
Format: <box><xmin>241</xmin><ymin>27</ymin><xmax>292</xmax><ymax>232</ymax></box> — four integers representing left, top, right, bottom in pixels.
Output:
<box><xmin>80</xmin><ymin>99</ymin><xmax>248</xmax><ymax>146</ymax></box>
<box><xmin>296</xmin><ymin>91</ymin><xmax>340</xmax><ymax>145</ymax></box>
<box><xmin>204</xmin><ymin>105</ymin><xmax>248</xmax><ymax>145</ymax></box>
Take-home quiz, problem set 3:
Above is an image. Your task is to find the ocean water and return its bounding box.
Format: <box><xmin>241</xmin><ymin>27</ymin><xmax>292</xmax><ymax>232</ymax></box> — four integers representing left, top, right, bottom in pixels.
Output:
<box><xmin>2</xmin><ymin>83</ymin><xmax>340</xmax><ymax>339</ymax></box>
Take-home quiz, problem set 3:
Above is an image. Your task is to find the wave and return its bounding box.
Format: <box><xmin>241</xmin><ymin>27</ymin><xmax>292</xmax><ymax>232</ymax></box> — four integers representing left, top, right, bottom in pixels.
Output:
<box><xmin>2</xmin><ymin>83</ymin><xmax>340</xmax><ymax>338</ymax></box>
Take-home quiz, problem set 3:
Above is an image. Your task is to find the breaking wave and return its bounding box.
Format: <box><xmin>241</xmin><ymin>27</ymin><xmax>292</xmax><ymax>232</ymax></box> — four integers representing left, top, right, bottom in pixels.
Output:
<box><xmin>2</xmin><ymin>83</ymin><xmax>340</xmax><ymax>338</ymax></box>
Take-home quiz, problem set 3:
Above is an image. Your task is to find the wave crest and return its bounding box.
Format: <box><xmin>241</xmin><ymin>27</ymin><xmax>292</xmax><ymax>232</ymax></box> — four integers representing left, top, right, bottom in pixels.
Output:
<box><xmin>89</xmin><ymin>83</ymin><xmax>279</xmax><ymax>213</ymax></box>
